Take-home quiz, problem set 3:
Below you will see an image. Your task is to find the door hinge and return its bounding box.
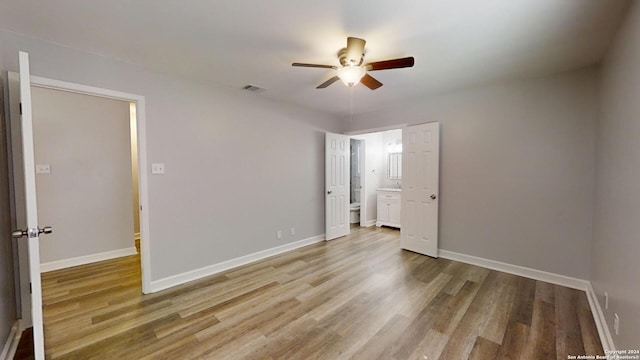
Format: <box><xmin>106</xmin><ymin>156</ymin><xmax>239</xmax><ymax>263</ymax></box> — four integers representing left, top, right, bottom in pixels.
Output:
<box><xmin>29</xmin><ymin>282</ymin><xmax>32</xmax><ymax>294</ymax></box>
<box><xmin>19</xmin><ymin>102</ymin><xmax>22</xmax><ymax>115</ymax></box>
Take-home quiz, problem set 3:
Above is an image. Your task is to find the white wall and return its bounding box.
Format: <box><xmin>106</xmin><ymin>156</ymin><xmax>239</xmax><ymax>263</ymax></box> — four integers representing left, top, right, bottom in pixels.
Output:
<box><xmin>0</xmin><ymin>30</ymin><xmax>343</xmax><ymax>282</ymax></box>
<box><xmin>348</xmin><ymin>68</ymin><xmax>598</xmax><ymax>279</ymax></box>
<box><xmin>592</xmin><ymin>2</ymin><xmax>640</xmax><ymax>349</ymax></box>
<box><xmin>31</xmin><ymin>87</ymin><xmax>134</xmax><ymax>264</ymax></box>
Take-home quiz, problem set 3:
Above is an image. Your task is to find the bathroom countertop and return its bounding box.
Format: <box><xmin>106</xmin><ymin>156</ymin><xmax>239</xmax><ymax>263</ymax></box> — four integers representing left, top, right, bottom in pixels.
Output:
<box><xmin>378</xmin><ymin>188</ymin><xmax>401</xmax><ymax>192</ymax></box>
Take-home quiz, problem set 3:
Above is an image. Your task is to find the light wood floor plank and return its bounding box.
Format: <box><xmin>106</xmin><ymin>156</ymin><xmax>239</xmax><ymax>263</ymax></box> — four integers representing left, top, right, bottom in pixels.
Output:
<box><xmin>40</xmin><ymin>225</ymin><xmax>603</xmax><ymax>359</ymax></box>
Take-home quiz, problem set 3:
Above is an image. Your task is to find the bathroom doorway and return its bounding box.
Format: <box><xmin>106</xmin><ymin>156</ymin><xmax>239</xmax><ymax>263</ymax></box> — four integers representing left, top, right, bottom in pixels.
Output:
<box><xmin>349</xmin><ymin>138</ymin><xmax>364</xmax><ymax>227</ymax></box>
<box><xmin>349</xmin><ymin>128</ymin><xmax>403</xmax><ymax>228</ymax></box>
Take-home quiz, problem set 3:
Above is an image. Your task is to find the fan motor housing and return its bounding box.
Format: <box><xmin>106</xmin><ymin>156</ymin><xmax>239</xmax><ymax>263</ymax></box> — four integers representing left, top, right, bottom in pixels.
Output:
<box><xmin>338</xmin><ymin>48</ymin><xmax>364</xmax><ymax>67</ymax></box>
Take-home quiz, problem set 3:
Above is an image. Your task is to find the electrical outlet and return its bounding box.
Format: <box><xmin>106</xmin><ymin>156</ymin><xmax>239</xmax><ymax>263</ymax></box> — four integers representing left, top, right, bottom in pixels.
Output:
<box><xmin>276</xmin><ymin>230</ymin><xmax>282</xmax><ymax>239</ymax></box>
<box><xmin>151</xmin><ymin>163</ymin><xmax>165</xmax><ymax>174</ymax></box>
<box><xmin>614</xmin><ymin>313</ymin><xmax>620</xmax><ymax>335</ymax></box>
<box><xmin>290</xmin><ymin>228</ymin><xmax>295</xmax><ymax>236</ymax></box>
<box><xmin>605</xmin><ymin>292</ymin><xmax>609</xmax><ymax>310</ymax></box>
<box><xmin>35</xmin><ymin>164</ymin><xmax>51</xmax><ymax>174</ymax></box>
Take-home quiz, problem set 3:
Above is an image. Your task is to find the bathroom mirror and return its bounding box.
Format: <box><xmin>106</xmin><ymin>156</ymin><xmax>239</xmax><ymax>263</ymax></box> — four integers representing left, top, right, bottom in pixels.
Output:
<box><xmin>388</xmin><ymin>153</ymin><xmax>402</xmax><ymax>180</ymax></box>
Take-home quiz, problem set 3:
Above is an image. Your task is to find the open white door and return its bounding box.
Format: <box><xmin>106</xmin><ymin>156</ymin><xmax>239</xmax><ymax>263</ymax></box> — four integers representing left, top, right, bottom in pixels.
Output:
<box><xmin>325</xmin><ymin>132</ymin><xmax>350</xmax><ymax>240</ymax></box>
<box><xmin>400</xmin><ymin>122</ymin><xmax>440</xmax><ymax>257</ymax></box>
<box><xmin>12</xmin><ymin>51</ymin><xmax>47</xmax><ymax>359</ymax></box>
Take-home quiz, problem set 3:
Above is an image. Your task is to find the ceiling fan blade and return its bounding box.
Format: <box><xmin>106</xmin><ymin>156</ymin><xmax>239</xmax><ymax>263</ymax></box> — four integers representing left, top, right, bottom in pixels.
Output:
<box><xmin>366</xmin><ymin>57</ymin><xmax>415</xmax><ymax>71</ymax></box>
<box><xmin>292</xmin><ymin>63</ymin><xmax>338</xmax><ymax>69</ymax></box>
<box><xmin>345</xmin><ymin>37</ymin><xmax>366</xmax><ymax>65</ymax></box>
<box><xmin>360</xmin><ymin>74</ymin><xmax>383</xmax><ymax>90</ymax></box>
<box><xmin>316</xmin><ymin>76</ymin><xmax>340</xmax><ymax>89</ymax></box>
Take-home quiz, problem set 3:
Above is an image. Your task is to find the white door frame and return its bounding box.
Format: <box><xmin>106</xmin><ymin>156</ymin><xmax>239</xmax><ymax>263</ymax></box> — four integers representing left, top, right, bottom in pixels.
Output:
<box><xmin>358</xmin><ymin>139</ymin><xmax>367</xmax><ymax>227</ymax></box>
<box><xmin>11</xmin><ymin>74</ymin><xmax>152</xmax><ymax>295</ymax></box>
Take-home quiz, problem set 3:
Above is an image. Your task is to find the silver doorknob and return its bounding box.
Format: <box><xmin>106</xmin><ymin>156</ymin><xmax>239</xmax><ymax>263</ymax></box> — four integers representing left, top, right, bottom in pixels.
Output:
<box><xmin>39</xmin><ymin>226</ymin><xmax>53</xmax><ymax>235</ymax></box>
<box><xmin>11</xmin><ymin>226</ymin><xmax>53</xmax><ymax>238</ymax></box>
<box><xmin>430</xmin><ymin>194</ymin><xmax>437</xmax><ymax>200</ymax></box>
<box><xmin>327</xmin><ymin>190</ymin><xmax>332</xmax><ymax>194</ymax></box>
<box><xmin>12</xmin><ymin>230</ymin><xmax>27</xmax><ymax>238</ymax></box>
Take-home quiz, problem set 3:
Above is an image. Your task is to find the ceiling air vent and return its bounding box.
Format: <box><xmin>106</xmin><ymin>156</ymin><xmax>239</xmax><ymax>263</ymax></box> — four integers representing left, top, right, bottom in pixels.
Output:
<box><xmin>242</xmin><ymin>84</ymin><xmax>266</xmax><ymax>93</ymax></box>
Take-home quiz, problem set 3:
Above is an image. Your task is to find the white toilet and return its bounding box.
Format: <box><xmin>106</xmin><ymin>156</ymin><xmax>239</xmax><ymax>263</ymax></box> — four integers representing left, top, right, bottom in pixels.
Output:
<box><xmin>350</xmin><ymin>202</ymin><xmax>360</xmax><ymax>224</ymax></box>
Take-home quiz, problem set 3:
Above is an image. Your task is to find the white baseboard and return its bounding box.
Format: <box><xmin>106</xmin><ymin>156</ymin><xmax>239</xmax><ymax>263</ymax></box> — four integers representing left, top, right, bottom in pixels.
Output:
<box><xmin>150</xmin><ymin>234</ymin><xmax>325</xmax><ymax>293</ymax></box>
<box><xmin>586</xmin><ymin>283</ymin><xmax>615</xmax><ymax>351</ymax></box>
<box><xmin>363</xmin><ymin>220</ymin><xmax>377</xmax><ymax>227</ymax></box>
<box><xmin>0</xmin><ymin>320</ymin><xmax>21</xmax><ymax>360</ymax></box>
<box><xmin>41</xmin><ymin>247</ymin><xmax>138</xmax><ymax>273</ymax></box>
<box><xmin>438</xmin><ymin>250</ymin><xmax>616</xmax><ymax>351</ymax></box>
<box><xmin>438</xmin><ymin>250</ymin><xmax>589</xmax><ymax>291</ymax></box>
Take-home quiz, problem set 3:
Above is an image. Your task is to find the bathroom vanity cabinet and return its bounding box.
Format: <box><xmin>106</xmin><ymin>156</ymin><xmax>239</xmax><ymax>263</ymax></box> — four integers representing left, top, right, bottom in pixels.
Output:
<box><xmin>376</xmin><ymin>189</ymin><xmax>401</xmax><ymax>228</ymax></box>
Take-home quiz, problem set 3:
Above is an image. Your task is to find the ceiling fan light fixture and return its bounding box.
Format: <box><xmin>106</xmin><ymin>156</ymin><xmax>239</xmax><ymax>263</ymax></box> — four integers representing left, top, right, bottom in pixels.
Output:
<box><xmin>292</xmin><ymin>37</ymin><xmax>413</xmax><ymax>90</ymax></box>
<box><xmin>337</xmin><ymin>65</ymin><xmax>366</xmax><ymax>87</ymax></box>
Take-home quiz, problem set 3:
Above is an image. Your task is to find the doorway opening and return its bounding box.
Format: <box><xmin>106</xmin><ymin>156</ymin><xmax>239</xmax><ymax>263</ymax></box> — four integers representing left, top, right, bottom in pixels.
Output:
<box><xmin>25</xmin><ymin>76</ymin><xmax>150</xmax><ymax>294</ymax></box>
<box><xmin>28</xmin><ymin>87</ymin><xmax>140</xmax><ymax>274</ymax></box>
<box><xmin>6</xmin><ymin>74</ymin><xmax>151</xmax><ymax>339</ymax></box>
<box><xmin>342</xmin><ymin>122</ymin><xmax>441</xmax><ymax>258</ymax></box>
<box><xmin>349</xmin><ymin>128</ymin><xmax>403</xmax><ymax>229</ymax></box>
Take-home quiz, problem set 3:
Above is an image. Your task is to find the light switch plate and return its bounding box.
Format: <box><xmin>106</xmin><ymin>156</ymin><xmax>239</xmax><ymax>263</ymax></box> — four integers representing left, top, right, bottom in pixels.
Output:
<box><xmin>36</xmin><ymin>164</ymin><xmax>51</xmax><ymax>174</ymax></box>
<box><xmin>151</xmin><ymin>163</ymin><xmax>165</xmax><ymax>174</ymax></box>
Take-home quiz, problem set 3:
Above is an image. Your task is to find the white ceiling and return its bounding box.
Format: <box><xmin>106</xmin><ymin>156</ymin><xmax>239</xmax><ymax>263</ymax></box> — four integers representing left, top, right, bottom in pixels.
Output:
<box><xmin>0</xmin><ymin>0</ymin><xmax>630</xmax><ymax>117</ymax></box>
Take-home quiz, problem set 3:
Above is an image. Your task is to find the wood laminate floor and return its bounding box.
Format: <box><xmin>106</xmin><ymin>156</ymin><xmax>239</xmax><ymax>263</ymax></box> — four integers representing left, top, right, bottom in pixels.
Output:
<box><xmin>41</xmin><ymin>226</ymin><xmax>603</xmax><ymax>359</ymax></box>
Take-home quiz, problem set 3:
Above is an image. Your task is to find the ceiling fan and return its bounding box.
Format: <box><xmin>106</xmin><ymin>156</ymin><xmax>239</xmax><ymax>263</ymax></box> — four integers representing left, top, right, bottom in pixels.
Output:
<box><xmin>292</xmin><ymin>37</ymin><xmax>414</xmax><ymax>90</ymax></box>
